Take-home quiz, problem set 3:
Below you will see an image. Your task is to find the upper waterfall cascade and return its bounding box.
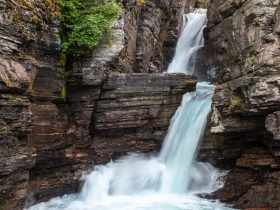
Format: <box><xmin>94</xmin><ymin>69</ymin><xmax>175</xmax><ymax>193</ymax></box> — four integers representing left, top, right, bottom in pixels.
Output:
<box><xmin>26</xmin><ymin>9</ymin><xmax>235</xmax><ymax>210</ymax></box>
<box><xmin>167</xmin><ymin>9</ymin><xmax>207</xmax><ymax>75</ymax></box>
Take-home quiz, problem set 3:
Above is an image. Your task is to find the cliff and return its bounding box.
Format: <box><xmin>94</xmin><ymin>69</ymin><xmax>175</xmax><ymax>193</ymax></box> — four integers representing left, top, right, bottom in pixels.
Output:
<box><xmin>201</xmin><ymin>0</ymin><xmax>280</xmax><ymax>209</ymax></box>
<box><xmin>0</xmin><ymin>1</ymin><xmax>63</xmax><ymax>209</ymax></box>
<box><xmin>2</xmin><ymin>0</ymin><xmax>279</xmax><ymax>209</ymax></box>
<box><xmin>0</xmin><ymin>0</ymin><xmax>196</xmax><ymax>209</ymax></box>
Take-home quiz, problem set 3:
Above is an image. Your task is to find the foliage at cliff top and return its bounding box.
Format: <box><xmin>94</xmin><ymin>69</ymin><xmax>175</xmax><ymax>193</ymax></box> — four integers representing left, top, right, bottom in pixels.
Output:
<box><xmin>58</xmin><ymin>0</ymin><xmax>122</xmax><ymax>56</ymax></box>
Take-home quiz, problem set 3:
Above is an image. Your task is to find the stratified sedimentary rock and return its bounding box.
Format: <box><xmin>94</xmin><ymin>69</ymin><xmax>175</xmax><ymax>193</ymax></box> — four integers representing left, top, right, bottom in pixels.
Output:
<box><xmin>92</xmin><ymin>73</ymin><xmax>196</xmax><ymax>163</ymax></box>
<box><xmin>201</xmin><ymin>0</ymin><xmax>280</xmax><ymax>209</ymax></box>
<box><xmin>0</xmin><ymin>0</ymin><xmax>196</xmax><ymax>209</ymax></box>
<box><xmin>0</xmin><ymin>1</ymin><xmax>63</xmax><ymax>209</ymax></box>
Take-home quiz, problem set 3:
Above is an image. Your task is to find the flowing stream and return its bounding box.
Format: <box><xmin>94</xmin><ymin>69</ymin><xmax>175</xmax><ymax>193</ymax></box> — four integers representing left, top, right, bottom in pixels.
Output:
<box><xmin>27</xmin><ymin>9</ymin><xmax>235</xmax><ymax>210</ymax></box>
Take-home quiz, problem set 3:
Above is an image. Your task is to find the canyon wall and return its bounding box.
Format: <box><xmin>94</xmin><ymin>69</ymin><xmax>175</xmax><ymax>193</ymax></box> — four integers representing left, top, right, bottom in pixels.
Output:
<box><xmin>0</xmin><ymin>1</ymin><xmax>63</xmax><ymax>209</ymax></box>
<box><xmin>4</xmin><ymin>0</ymin><xmax>280</xmax><ymax>209</ymax></box>
<box><xmin>0</xmin><ymin>0</ymin><xmax>196</xmax><ymax>209</ymax></box>
<box><xmin>201</xmin><ymin>0</ymin><xmax>280</xmax><ymax>209</ymax></box>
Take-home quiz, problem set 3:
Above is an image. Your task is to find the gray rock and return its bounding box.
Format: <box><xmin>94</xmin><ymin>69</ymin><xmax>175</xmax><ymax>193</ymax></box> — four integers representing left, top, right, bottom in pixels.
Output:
<box><xmin>266</xmin><ymin>111</ymin><xmax>280</xmax><ymax>140</ymax></box>
<box><xmin>201</xmin><ymin>0</ymin><xmax>280</xmax><ymax>209</ymax></box>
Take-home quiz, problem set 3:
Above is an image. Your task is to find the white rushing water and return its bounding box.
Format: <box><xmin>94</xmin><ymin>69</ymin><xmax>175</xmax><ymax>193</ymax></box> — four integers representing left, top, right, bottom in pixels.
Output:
<box><xmin>167</xmin><ymin>9</ymin><xmax>207</xmax><ymax>74</ymax></box>
<box><xmin>27</xmin><ymin>9</ymin><xmax>235</xmax><ymax>210</ymax></box>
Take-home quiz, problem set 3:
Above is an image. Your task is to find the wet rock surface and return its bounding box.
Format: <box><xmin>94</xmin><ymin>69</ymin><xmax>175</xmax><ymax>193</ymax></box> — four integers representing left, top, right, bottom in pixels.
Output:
<box><xmin>201</xmin><ymin>0</ymin><xmax>280</xmax><ymax>209</ymax></box>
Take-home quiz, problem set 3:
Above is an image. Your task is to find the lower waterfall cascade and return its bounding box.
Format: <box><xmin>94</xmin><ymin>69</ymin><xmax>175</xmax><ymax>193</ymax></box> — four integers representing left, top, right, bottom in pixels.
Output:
<box><xmin>26</xmin><ymin>9</ymin><xmax>236</xmax><ymax>210</ymax></box>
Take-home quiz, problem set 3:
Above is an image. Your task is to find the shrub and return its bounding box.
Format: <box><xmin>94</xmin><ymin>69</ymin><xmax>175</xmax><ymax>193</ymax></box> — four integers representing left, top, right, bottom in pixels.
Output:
<box><xmin>58</xmin><ymin>0</ymin><xmax>122</xmax><ymax>57</ymax></box>
<box><xmin>229</xmin><ymin>96</ymin><xmax>243</xmax><ymax>109</ymax></box>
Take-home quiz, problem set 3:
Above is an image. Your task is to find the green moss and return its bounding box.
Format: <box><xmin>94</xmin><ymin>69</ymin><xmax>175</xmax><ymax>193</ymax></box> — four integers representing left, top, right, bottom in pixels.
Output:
<box><xmin>58</xmin><ymin>0</ymin><xmax>123</xmax><ymax>57</ymax></box>
<box><xmin>0</xmin><ymin>125</ymin><xmax>12</xmax><ymax>135</ymax></box>
<box><xmin>31</xmin><ymin>15</ymin><xmax>39</xmax><ymax>23</ymax></box>
<box><xmin>138</xmin><ymin>0</ymin><xmax>145</xmax><ymax>5</ymax></box>
<box><xmin>229</xmin><ymin>96</ymin><xmax>243</xmax><ymax>109</ymax></box>
<box><xmin>18</xmin><ymin>0</ymin><xmax>34</xmax><ymax>10</ymax></box>
<box><xmin>30</xmin><ymin>88</ymin><xmax>36</xmax><ymax>96</ymax></box>
<box><xmin>196</xmin><ymin>0</ymin><xmax>207</xmax><ymax>8</ymax></box>
<box><xmin>1</xmin><ymin>74</ymin><xmax>10</xmax><ymax>86</ymax></box>
<box><xmin>8</xmin><ymin>97</ymin><xmax>24</xmax><ymax>104</ymax></box>
<box><xmin>43</xmin><ymin>0</ymin><xmax>61</xmax><ymax>22</ymax></box>
<box><xmin>60</xmin><ymin>85</ymin><xmax>67</xmax><ymax>102</ymax></box>
<box><xmin>236</xmin><ymin>54</ymin><xmax>258</xmax><ymax>68</ymax></box>
<box><xmin>59</xmin><ymin>52</ymin><xmax>67</xmax><ymax>66</ymax></box>
<box><xmin>11</xmin><ymin>12</ymin><xmax>20</xmax><ymax>23</ymax></box>
<box><xmin>249</xmin><ymin>54</ymin><xmax>258</xmax><ymax>66</ymax></box>
<box><xmin>43</xmin><ymin>0</ymin><xmax>53</xmax><ymax>9</ymax></box>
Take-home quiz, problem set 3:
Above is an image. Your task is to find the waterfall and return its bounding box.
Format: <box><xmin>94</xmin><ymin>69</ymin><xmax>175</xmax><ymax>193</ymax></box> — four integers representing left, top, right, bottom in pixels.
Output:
<box><xmin>26</xmin><ymin>9</ymin><xmax>235</xmax><ymax>210</ymax></box>
<box><xmin>159</xmin><ymin>9</ymin><xmax>216</xmax><ymax>194</ymax></box>
<box><xmin>167</xmin><ymin>9</ymin><xmax>207</xmax><ymax>75</ymax></box>
<box><xmin>159</xmin><ymin>83</ymin><xmax>216</xmax><ymax>194</ymax></box>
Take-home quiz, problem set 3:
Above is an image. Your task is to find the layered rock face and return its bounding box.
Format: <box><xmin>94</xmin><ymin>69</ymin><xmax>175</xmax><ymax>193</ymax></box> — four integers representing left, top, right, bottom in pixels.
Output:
<box><xmin>0</xmin><ymin>0</ymin><xmax>196</xmax><ymax>209</ymax></box>
<box><xmin>27</xmin><ymin>72</ymin><xmax>196</xmax><ymax>207</ymax></box>
<box><xmin>201</xmin><ymin>0</ymin><xmax>280</xmax><ymax>209</ymax></box>
<box><xmin>0</xmin><ymin>66</ymin><xmax>35</xmax><ymax>210</ymax></box>
<box><xmin>92</xmin><ymin>73</ymin><xmax>196</xmax><ymax>163</ymax></box>
<box><xmin>0</xmin><ymin>1</ymin><xmax>63</xmax><ymax>209</ymax></box>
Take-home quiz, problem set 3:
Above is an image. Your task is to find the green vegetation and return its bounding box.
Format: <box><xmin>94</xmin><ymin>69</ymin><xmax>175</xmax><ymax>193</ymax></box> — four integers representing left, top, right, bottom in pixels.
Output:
<box><xmin>248</xmin><ymin>54</ymin><xmax>258</xmax><ymax>67</ymax></box>
<box><xmin>0</xmin><ymin>125</ymin><xmax>12</xmax><ymax>135</ymax></box>
<box><xmin>60</xmin><ymin>85</ymin><xmax>67</xmax><ymax>102</ymax></box>
<box><xmin>1</xmin><ymin>74</ymin><xmax>13</xmax><ymax>87</ymax></box>
<box><xmin>138</xmin><ymin>0</ymin><xmax>145</xmax><ymax>5</ymax></box>
<box><xmin>30</xmin><ymin>88</ymin><xmax>36</xmax><ymax>96</ymax></box>
<box><xmin>236</xmin><ymin>53</ymin><xmax>258</xmax><ymax>68</ymax></box>
<box><xmin>229</xmin><ymin>96</ymin><xmax>243</xmax><ymax>109</ymax></box>
<box><xmin>18</xmin><ymin>0</ymin><xmax>34</xmax><ymax>10</ymax></box>
<box><xmin>58</xmin><ymin>0</ymin><xmax>122</xmax><ymax>57</ymax></box>
<box><xmin>196</xmin><ymin>0</ymin><xmax>207</xmax><ymax>8</ymax></box>
<box><xmin>8</xmin><ymin>97</ymin><xmax>24</xmax><ymax>104</ymax></box>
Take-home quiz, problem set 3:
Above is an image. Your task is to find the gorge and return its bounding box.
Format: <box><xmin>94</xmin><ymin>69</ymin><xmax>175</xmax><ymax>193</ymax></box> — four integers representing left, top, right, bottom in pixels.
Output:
<box><xmin>0</xmin><ymin>0</ymin><xmax>280</xmax><ymax>210</ymax></box>
<box><xmin>26</xmin><ymin>9</ymin><xmax>233</xmax><ymax>210</ymax></box>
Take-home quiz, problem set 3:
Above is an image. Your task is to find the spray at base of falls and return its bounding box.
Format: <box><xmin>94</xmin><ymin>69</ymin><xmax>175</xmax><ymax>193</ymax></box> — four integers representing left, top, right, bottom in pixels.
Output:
<box><xmin>27</xmin><ymin>9</ymin><xmax>236</xmax><ymax>210</ymax></box>
<box><xmin>26</xmin><ymin>84</ymin><xmax>232</xmax><ymax>210</ymax></box>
